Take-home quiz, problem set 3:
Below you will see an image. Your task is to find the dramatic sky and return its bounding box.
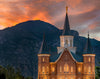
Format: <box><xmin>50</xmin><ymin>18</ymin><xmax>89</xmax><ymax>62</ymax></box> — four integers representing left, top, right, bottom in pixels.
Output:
<box><xmin>0</xmin><ymin>0</ymin><xmax>100</xmax><ymax>41</ymax></box>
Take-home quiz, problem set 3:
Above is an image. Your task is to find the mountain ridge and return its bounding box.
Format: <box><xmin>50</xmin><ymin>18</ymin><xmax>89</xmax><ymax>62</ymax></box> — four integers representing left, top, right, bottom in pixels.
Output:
<box><xmin>0</xmin><ymin>20</ymin><xmax>100</xmax><ymax>78</ymax></box>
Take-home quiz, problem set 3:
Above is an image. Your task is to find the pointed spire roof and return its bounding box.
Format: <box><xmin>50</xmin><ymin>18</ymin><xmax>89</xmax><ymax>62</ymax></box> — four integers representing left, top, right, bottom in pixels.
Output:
<box><xmin>62</xmin><ymin>6</ymin><xmax>70</xmax><ymax>35</ymax></box>
<box><xmin>84</xmin><ymin>32</ymin><xmax>93</xmax><ymax>54</ymax></box>
<box><xmin>39</xmin><ymin>34</ymin><xmax>49</xmax><ymax>54</ymax></box>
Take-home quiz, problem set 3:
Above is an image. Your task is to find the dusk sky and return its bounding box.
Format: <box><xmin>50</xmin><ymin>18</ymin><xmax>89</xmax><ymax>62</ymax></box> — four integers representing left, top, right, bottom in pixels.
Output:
<box><xmin>0</xmin><ymin>0</ymin><xmax>100</xmax><ymax>40</ymax></box>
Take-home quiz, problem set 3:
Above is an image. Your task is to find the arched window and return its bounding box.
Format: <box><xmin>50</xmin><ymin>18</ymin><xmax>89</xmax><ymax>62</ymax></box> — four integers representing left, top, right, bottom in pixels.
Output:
<box><xmin>89</xmin><ymin>66</ymin><xmax>91</xmax><ymax>73</ymax></box>
<box><xmin>42</xmin><ymin>66</ymin><xmax>45</xmax><ymax>73</ymax></box>
<box><xmin>64</xmin><ymin>63</ymin><xmax>69</xmax><ymax>72</ymax></box>
<box><xmin>71</xmin><ymin>77</ymin><xmax>73</xmax><ymax>79</ymax></box>
<box><xmin>60</xmin><ymin>66</ymin><xmax>62</xmax><ymax>72</ymax></box>
<box><xmin>84</xmin><ymin>66</ymin><xmax>86</xmax><ymax>73</ymax></box>
<box><xmin>71</xmin><ymin>66</ymin><xmax>73</xmax><ymax>72</ymax></box>
<box><xmin>78</xmin><ymin>67</ymin><xmax>81</xmax><ymax>72</ymax></box>
<box><xmin>65</xmin><ymin>77</ymin><xmax>67</xmax><ymax>79</ymax></box>
<box><xmin>43</xmin><ymin>57</ymin><xmax>45</xmax><ymax>62</ymax></box>
<box><xmin>89</xmin><ymin>57</ymin><xmax>91</xmax><ymax>62</ymax></box>
<box><xmin>47</xmin><ymin>66</ymin><xmax>49</xmax><ymax>73</ymax></box>
<box><xmin>52</xmin><ymin>67</ymin><xmax>55</xmax><ymax>72</ymax></box>
<box><xmin>60</xmin><ymin>77</ymin><xmax>62</xmax><ymax>79</ymax></box>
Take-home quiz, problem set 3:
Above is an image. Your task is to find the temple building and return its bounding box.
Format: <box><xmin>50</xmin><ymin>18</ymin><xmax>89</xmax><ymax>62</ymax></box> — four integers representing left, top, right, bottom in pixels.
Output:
<box><xmin>38</xmin><ymin>7</ymin><xmax>95</xmax><ymax>79</ymax></box>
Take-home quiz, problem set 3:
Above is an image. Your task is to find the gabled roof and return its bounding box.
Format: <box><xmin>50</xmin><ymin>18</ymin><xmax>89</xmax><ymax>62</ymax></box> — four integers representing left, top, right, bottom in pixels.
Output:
<box><xmin>38</xmin><ymin>34</ymin><xmax>49</xmax><ymax>54</ymax></box>
<box><xmin>84</xmin><ymin>32</ymin><xmax>93</xmax><ymax>54</ymax></box>
<box><xmin>50</xmin><ymin>48</ymin><xmax>83</xmax><ymax>62</ymax></box>
<box><xmin>62</xmin><ymin>7</ymin><xmax>70</xmax><ymax>35</ymax></box>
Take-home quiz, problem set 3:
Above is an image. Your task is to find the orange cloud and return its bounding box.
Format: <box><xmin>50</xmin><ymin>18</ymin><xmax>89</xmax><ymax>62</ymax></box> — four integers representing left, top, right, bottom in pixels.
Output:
<box><xmin>0</xmin><ymin>0</ymin><xmax>100</xmax><ymax>41</ymax></box>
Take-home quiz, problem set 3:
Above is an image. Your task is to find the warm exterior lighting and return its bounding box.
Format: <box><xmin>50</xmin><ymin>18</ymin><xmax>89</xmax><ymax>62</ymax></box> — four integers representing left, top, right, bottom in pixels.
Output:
<box><xmin>89</xmin><ymin>57</ymin><xmax>91</xmax><ymax>62</ymax></box>
<box><xmin>60</xmin><ymin>66</ymin><xmax>62</xmax><ymax>72</ymax></box>
<box><xmin>47</xmin><ymin>66</ymin><xmax>49</xmax><ymax>73</ymax></box>
<box><xmin>43</xmin><ymin>57</ymin><xmax>45</xmax><ymax>62</ymax></box>
<box><xmin>78</xmin><ymin>67</ymin><xmax>81</xmax><ymax>72</ymax></box>
<box><xmin>42</xmin><ymin>66</ymin><xmax>45</xmax><ymax>73</ymax></box>
<box><xmin>52</xmin><ymin>67</ymin><xmax>55</xmax><ymax>72</ymax></box>
<box><xmin>88</xmin><ymin>66</ymin><xmax>91</xmax><ymax>73</ymax></box>
<box><xmin>38</xmin><ymin>7</ymin><xmax>96</xmax><ymax>79</ymax></box>
<box><xmin>71</xmin><ymin>66</ymin><xmax>73</xmax><ymax>72</ymax></box>
<box><xmin>64</xmin><ymin>63</ymin><xmax>69</xmax><ymax>72</ymax></box>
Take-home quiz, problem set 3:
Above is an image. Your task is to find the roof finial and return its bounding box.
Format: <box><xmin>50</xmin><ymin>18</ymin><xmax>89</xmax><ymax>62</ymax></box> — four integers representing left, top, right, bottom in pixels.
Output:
<box><xmin>62</xmin><ymin>6</ymin><xmax>70</xmax><ymax>35</ymax></box>
<box><xmin>66</xmin><ymin>6</ymin><xmax>68</xmax><ymax>14</ymax></box>
<box><xmin>88</xmin><ymin>31</ymin><xmax>89</xmax><ymax>38</ymax></box>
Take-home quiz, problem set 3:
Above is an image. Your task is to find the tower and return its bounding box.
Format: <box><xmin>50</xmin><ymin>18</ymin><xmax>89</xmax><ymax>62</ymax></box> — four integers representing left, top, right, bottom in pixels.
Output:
<box><xmin>57</xmin><ymin>7</ymin><xmax>76</xmax><ymax>54</ymax></box>
<box><xmin>38</xmin><ymin>35</ymin><xmax>50</xmax><ymax>79</ymax></box>
<box><xmin>83</xmin><ymin>33</ymin><xmax>95</xmax><ymax>79</ymax></box>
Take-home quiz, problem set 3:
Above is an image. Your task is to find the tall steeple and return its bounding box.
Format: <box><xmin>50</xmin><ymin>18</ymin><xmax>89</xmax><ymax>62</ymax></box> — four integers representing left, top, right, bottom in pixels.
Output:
<box><xmin>62</xmin><ymin>6</ymin><xmax>70</xmax><ymax>35</ymax></box>
<box><xmin>39</xmin><ymin>34</ymin><xmax>48</xmax><ymax>54</ymax></box>
<box><xmin>84</xmin><ymin>32</ymin><xmax>93</xmax><ymax>54</ymax></box>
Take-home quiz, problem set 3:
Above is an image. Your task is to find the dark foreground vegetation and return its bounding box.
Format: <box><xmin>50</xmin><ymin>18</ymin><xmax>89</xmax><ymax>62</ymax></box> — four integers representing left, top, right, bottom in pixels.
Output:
<box><xmin>0</xmin><ymin>65</ymin><xmax>32</xmax><ymax>79</ymax></box>
<box><xmin>95</xmin><ymin>63</ymin><xmax>100</xmax><ymax>79</ymax></box>
<box><xmin>0</xmin><ymin>64</ymin><xmax>100</xmax><ymax>79</ymax></box>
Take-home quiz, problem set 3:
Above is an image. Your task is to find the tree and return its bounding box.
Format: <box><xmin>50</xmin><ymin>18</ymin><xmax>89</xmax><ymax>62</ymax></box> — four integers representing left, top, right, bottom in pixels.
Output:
<box><xmin>95</xmin><ymin>62</ymin><xmax>100</xmax><ymax>79</ymax></box>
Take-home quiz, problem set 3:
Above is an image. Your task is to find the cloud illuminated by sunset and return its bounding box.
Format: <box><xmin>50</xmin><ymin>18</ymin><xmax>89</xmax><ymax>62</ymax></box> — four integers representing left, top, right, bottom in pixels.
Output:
<box><xmin>0</xmin><ymin>0</ymin><xmax>100</xmax><ymax>40</ymax></box>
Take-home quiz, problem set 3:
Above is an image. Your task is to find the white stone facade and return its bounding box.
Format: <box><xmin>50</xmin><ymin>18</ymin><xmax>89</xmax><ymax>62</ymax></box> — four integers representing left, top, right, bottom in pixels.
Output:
<box><xmin>57</xmin><ymin>35</ymin><xmax>76</xmax><ymax>54</ymax></box>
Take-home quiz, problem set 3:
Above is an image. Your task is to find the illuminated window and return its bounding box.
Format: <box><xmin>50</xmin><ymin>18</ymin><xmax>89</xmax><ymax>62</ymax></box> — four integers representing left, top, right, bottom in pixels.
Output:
<box><xmin>84</xmin><ymin>66</ymin><xmax>86</xmax><ymax>73</ymax></box>
<box><xmin>89</xmin><ymin>57</ymin><xmax>91</xmax><ymax>62</ymax></box>
<box><xmin>42</xmin><ymin>66</ymin><xmax>45</xmax><ymax>73</ymax></box>
<box><xmin>60</xmin><ymin>77</ymin><xmax>62</xmax><ymax>79</ymax></box>
<box><xmin>71</xmin><ymin>77</ymin><xmax>73</xmax><ymax>79</ymax></box>
<box><xmin>93</xmin><ymin>66</ymin><xmax>94</xmax><ymax>73</ymax></box>
<box><xmin>89</xmin><ymin>66</ymin><xmax>91</xmax><ymax>73</ymax></box>
<box><xmin>65</xmin><ymin>77</ymin><xmax>67</xmax><ymax>79</ymax></box>
<box><xmin>78</xmin><ymin>67</ymin><xmax>81</xmax><ymax>72</ymax></box>
<box><xmin>71</xmin><ymin>66</ymin><xmax>73</xmax><ymax>72</ymax></box>
<box><xmin>60</xmin><ymin>66</ymin><xmax>62</xmax><ymax>72</ymax></box>
<box><xmin>47</xmin><ymin>66</ymin><xmax>49</xmax><ymax>73</ymax></box>
<box><xmin>52</xmin><ymin>67</ymin><xmax>55</xmax><ymax>72</ymax></box>
<box><xmin>64</xmin><ymin>63</ymin><xmax>69</xmax><ymax>72</ymax></box>
<box><xmin>43</xmin><ymin>58</ymin><xmax>45</xmax><ymax>62</ymax></box>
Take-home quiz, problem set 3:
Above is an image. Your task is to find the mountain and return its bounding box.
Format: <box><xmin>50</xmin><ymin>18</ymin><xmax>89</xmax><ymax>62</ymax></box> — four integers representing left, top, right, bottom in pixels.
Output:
<box><xmin>0</xmin><ymin>20</ymin><xmax>100</xmax><ymax>78</ymax></box>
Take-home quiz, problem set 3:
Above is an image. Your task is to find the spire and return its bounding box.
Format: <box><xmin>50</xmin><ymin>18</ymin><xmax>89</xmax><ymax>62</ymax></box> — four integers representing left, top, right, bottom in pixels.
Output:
<box><xmin>62</xmin><ymin>6</ymin><xmax>70</xmax><ymax>35</ymax></box>
<box><xmin>84</xmin><ymin>32</ymin><xmax>93</xmax><ymax>54</ymax></box>
<box><xmin>39</xmin><ymin>34</ymin><xmax>49</xmax><ymax>54</ymax></box>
